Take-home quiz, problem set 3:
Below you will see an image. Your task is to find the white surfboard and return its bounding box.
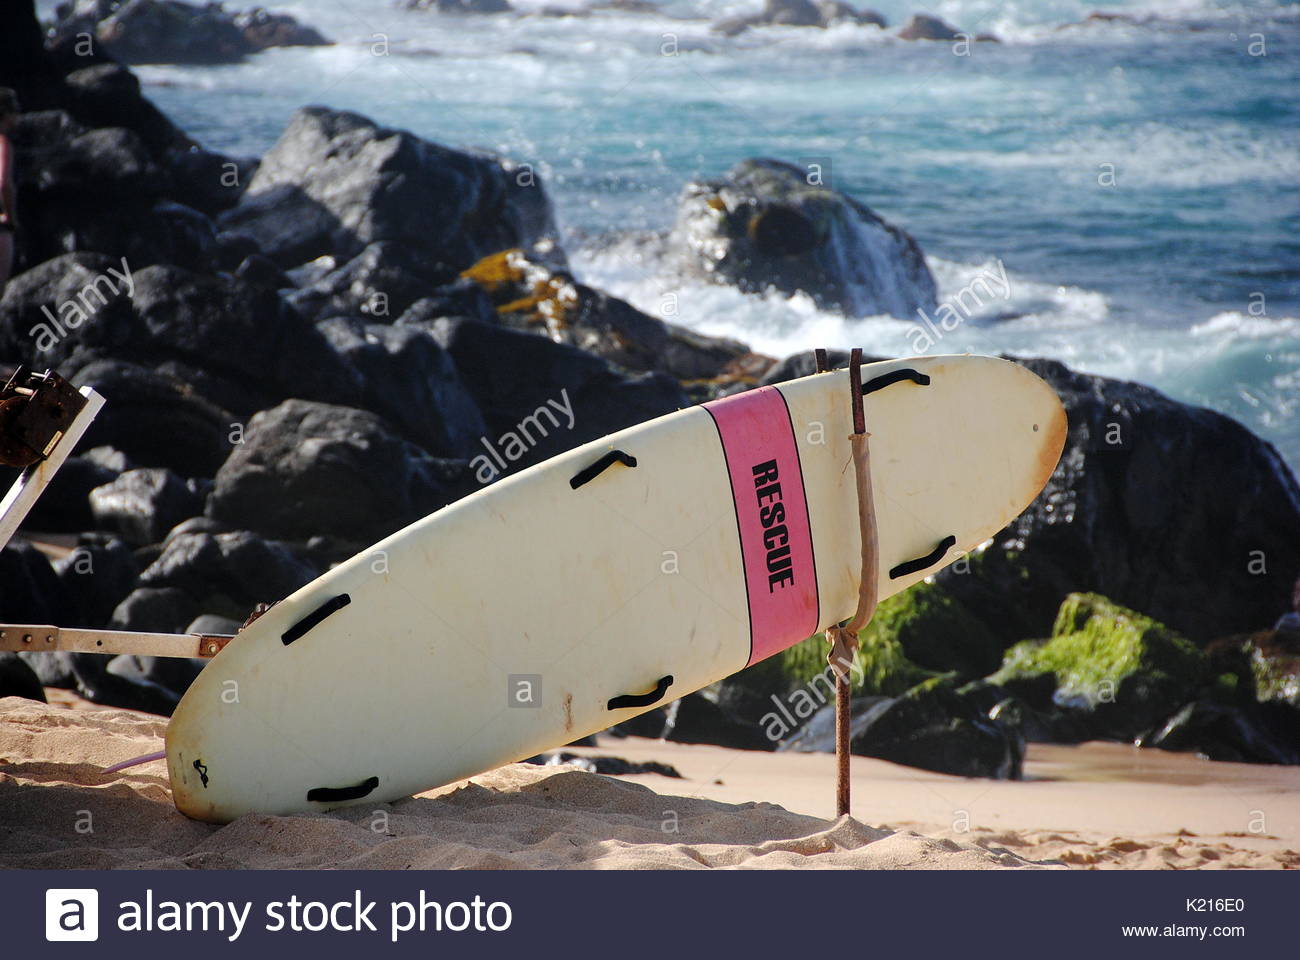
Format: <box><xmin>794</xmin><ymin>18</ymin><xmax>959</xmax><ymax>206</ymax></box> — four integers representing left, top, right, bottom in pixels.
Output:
<box><xmin>166</xmin><ymin>355</ymin><xmax>1066</xmax><ymax>822</ymax></box>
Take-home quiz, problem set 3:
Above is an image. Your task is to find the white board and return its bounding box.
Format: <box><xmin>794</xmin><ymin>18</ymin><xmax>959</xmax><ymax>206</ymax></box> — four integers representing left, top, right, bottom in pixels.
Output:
<box><xmin>166</xmin><ymin>355</ymin><xmax>1067</xmax><ymax>822</ymax></box>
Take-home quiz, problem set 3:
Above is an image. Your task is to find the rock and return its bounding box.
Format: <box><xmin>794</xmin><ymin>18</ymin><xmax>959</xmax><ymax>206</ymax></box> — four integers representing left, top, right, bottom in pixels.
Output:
<box><xmin>0</xmin><ymin>0</ymin><xmax>65</xmax><ymax>113</ymax></box>
<box><xmin>107</xmin><ymin>653</ymin><xmax>205</xmax><ymax>701</ymax></box>
<box><xmin>17</xmin><ymin>651</ymin><xmax>78</xmax><ymax>688</ymax></box>
<box><xmin>219</xmin><ymin>107</ymin><xmax>560</xmax><ymax>269</ymax></box>
<box><xmin>17</xmin><ymin>455</ymin><xmax>117</xmax><ymax>533</ymax></box>
<box><xmin>88</xmin><ymin>468</ymin><xmax>204</xmax><ymax>545</ymax></box>
<box><xmin>859</xmin><ymin>580</ymin><xmax>1005</xmax><ymax>678</ymax></box>
<box><xmin>1141</xmin><ymin>698</ymin><xmax>1300</xmax><ymax>765</ymax></box>
<box><xmin>850</xmin><ymin>676</ymin><xmax>1023</xmax><ymax>778</ymax></box>
<box><xmin>1206</xmin><ymin>630</ymin><xmax>1300</xmax><ymax>709</ymax></box>
<box><xmin>318</xmin><ymin>317</ymin><xmax>487</xmax><ymax>457</ymax></box>
<box><xmin>670</xmin><ymin>158</ymin><xmax>937</xmax><ymax>318</ymax></box>
<box><xmin>816</xmin><ymin>1</ymin><xmax>886</xmax><ymax>27</ymax></box>
<box><xmin>397</xmin><ymin>282</ymin><xmax>497</xmax><ymax>328</ymax></box>
<box><xmin>60</xmin><ymin>63</ymin><xmax>188</xmax><ymax>157</ymax></box>
<box><xmin>69</xmin><ymin>360</ymin><xmax>234</xmax><ymax>478</ymax></box>
<box><xmin>53</xmin><ymin>536</ymin><xmax>138</xmax><ymax>628</ymax></box>
<box><xmin>458</xmin><ymin>248</ymin><xmax>757</xmax><ymax>381</ymax></box>
<box><xmin>897</xmin><ymin>13</ymin><xmax>962</xmax><ymax>40</ymax></box>
<box><xmin>404</xmin><ymin>0</ymin><xmax>514</xmax><ymax>12</ymax></box>
<box><xmin>109</xmin><ymin>586</ymin><xmax>200</xmax><ymax>633</ymax></box>
<box><xmin>9</xmin><ymin>111</ymin><xmax>218</xmax><ymax>272</ymax></box>
<box><xmin>660</xmin><ymin>691</ymin><xmax>777</xmax><ymax>751</ymax></box>
<box><xmin>777</xmin><ymin>696</ymin><xmax>891</xmax><ymax>752</ymax></box>
<box><xmin>286</xmin><ymin>242</ymin><xmax>451</xmax><ymax>323</ymax></box>
<box><xmin>714</xmin><ymin>0</ymin><xmax>885</xmax><ymax>34</ymax></box>
<box><xmin>937</xmin><ymin>359</ymin><xmax>1300</xmax><ymax>644</ymax></box>
<box><xmin>185</xmin><ymin>614</ymin><xmax>243</xmax><ymax>635</ymax></box>
<box><xmin>0</xmin><ymin>260</ymin><xmax>361</xmax><ymax>418</ymax></box>
<box><xmin>164</xmin><ymin>144</ymin><xmax>257</xmax><ymax>217</ymax></box>
<box><xmin>68</xmin><ymin>652</ymin><xmax>180</xmax><ymax>715</ymax></box>
<box><xmin>0</xmin><ymin>653</ymin><xmax>46</xmax><ymax>702</ymax></box>
<box><xmin>525</xmin><ymin>752</ymin><xmax>683</xmax><ymax>777</ymax></box>
<box><xmin>0</xmin><ymin>541</ymin><xmax>66</xmax><ymax>623</ymax></box>
<box><xmin>139</xmin><ymin>530</ymin><xmax>320</xmax><ymax>611</ymax></box>
<box><xmin>207</xmin><ymin>400</ymin><xmax>476</xmax><ymax>543</ymax></box>
<box><xmin>990</xmin><ymin>594</ymin><xmax>1205</xmax><ymax>742</ymax></box>
<box><xmin>50</xmin><ymin>0</ymin><xmax>330</xmax><ymax>65</ymax></box>
<box><xmin>430</xmin><ymin>317</ymin><xmax>689</xmax><ymax>478</ymax></box>
<box><xmin>233</xmin><ymin>6</ymin><xmax>332</xmax><ymax>50</ymax></box>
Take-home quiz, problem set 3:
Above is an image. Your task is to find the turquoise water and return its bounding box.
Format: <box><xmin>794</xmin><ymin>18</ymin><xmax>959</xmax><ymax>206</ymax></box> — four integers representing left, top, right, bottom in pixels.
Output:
<box><xmin>44</xmin><ymin>0</ymin><xmax>1300</xmax><ymax>470</ymax></box>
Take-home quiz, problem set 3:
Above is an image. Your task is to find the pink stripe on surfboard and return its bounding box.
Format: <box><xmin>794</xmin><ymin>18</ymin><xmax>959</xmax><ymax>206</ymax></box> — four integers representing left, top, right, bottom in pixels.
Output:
<box><xmin>704</xmin><ymin>386</ymin><xmax>819</xmax><ymax>666</ymax></box>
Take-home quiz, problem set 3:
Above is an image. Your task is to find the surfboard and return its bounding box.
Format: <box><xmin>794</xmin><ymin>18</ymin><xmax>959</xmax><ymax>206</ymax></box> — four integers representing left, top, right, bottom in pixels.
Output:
<box><xmin>166</xmin><ymin>355</ymin><xmax>1067</xmax><ymax>822</ymax></box>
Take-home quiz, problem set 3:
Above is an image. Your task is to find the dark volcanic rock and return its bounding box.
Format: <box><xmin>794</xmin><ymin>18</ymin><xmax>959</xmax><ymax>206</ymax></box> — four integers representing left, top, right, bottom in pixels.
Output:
<box><xmin>1142</xmin><ymin>698</ymin><xmax>1300</xmax><ymax>765</ymax></box>
<box><xmin>661</xmin><ymin>692</ymin><xmax>777</xmax><ymax>751</ymax></box>
<box><xmin>431</xmin><ymin>317</ymin><xmax>688</xmax><ymax>477</ymax></box>
<box><xmin>54</xmin><ymin>536</ymin><xmax>138</xmax><ymax>628</ymax></box>
<box><xmin>0</xmin><ymin>653</ymin><xmax>47</xmax><ymax>702</ymax></box>
<box><xmin>219</xmin><ymin>107</ymin><xmax>560</xmax><ymax>270</ymax></box>
<box><xmin>109</xmin><ymin>586</ymin><xmax>200</xmax><ymax>634</ymax></box>
<box><xmin>938</xmin><ymin>359</ymin><xmax>1300</xmax><ymax>645</ymax></box>
<box><xmin>714</xmin><ymin>0</ymin><xmax>886</xmax><ymax>35</ymax></box>
<box><xmin>778</xmin><ymin>696</ymin><xmax>892</xmax><ymax>752</ymax></box>
<box><xmin>207</xmin><ymin>400</ymin><xmax>476</xmax><ymax>543</ymax></box>
<box><xmin>897</xmin><ymin>13</ymin><xmax>962</xmax><ymax>40</ymax></box>
<box><xmin>670</xmin><ymin>158</ymin><xmax>936</xmax><ymax>318</ymax></box>
<box><xmin>458</xmin><ymin>248</ymin><xmax>756</xmax><ymax>381</ymax></box>
<box><xmin>0</xmin><ymin>541</ymin><xmax>66</xmax><ymax>623</ymax></box>
<box><xmin>850</xmin><ymin>676</ymin><xmax>1024</xmax><ymax>779</ymax></box>
<box><xmin>50</xmin><ymin>0</ymin><xmax>331</xmax><ymax>65</ymax></box>
<box><xmin>318</xmin><ymin>317</ymin><xmax>487</xmax><ymax>457</ymax></box>
<box><xmin>69</xmin><ymin>360</ymin><xmax>234</xmax><ymax>478</ymax></box>
<box><xmin>139</xmin><ymin>530</ymin><xmax>320</xmax><ymax>609</ymax></box>
<box><xmin>17</xmin><ymin>455</ymin><xmax>117</xmax><ymax>533</ymax></box>
<box><xmin>287</xmin><ymin>242</ymin><xmax>450</xmax><ymax>323</ymax></box>
<box><xmin>89</xmin><ymin>468</ymin><xmax>205</xmax><ymax>545</ymax></box>
<box><xmin>525</xmin><ymin>752</ymin><xmax>683</xmax><ymax>777</ymax></box>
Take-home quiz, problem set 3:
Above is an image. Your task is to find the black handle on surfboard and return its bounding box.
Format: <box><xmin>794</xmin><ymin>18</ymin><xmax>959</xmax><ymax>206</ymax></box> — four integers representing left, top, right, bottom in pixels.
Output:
<box><xmin>306</xmin><ymin>776</ymin><xmax>379</xmax><ymax>803</ymax></box>
<box><xmin>861</xmin><ymin>368</ymin><xmax>930</xmax><ymax>396</ymax></box>
<box><xmin>607</xmin><ymin>675</ymin><xmax>674</xmax><ymax>710</ymax></box>
<box><xmin>570</xmin><ymin>449</ymin><xmax>638</xmax><ymax>490</ymax></box>
<box><xmin>889</xmin><ymin>534</ymin><xmax>957</xmax><ymax>580</ymax></box>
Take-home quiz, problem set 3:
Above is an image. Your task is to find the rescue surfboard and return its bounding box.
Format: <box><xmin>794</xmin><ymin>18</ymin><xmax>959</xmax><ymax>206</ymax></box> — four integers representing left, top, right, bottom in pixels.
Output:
<box><xmin>166</xmin><ymin>354</ymin><xmax>1067</xmax><ymax>822</ymax></box>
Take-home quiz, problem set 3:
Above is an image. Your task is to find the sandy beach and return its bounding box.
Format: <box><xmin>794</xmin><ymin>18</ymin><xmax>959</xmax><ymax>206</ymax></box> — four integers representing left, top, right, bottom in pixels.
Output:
<box><xmin>2</xmin><ymin>694</ymin><xmax>1295</xmax><ymax>870</ymax></box>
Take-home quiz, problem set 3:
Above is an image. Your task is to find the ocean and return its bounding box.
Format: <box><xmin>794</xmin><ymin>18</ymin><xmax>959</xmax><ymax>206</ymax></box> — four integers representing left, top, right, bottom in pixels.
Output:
<box><xmin>40</xmin><ymin>0</ymin><xmax>1300</xmax><ymax>472</ymax></box>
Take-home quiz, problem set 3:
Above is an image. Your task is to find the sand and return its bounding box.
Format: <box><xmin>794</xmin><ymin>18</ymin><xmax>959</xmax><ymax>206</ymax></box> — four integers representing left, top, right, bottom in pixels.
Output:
<box><xmin>1</xmin><ymin>694</ymin><xmax>1296</xmax><ymax>870</ymax></box>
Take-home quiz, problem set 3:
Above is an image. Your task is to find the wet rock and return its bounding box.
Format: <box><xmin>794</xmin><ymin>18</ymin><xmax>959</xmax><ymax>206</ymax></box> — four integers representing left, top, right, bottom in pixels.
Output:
<box><xmin>1141</xmin><ymin>698</ymin><xmax>1300</xmax><ymax>765</ymax></box>
<box><xmin>714</xmin><ymin>0</ymin><xmax>885</xmax><ymax>34</ymax></box>
<box><xmin>0</xmin><ymin>653</ymin><xmax>46</xmax><ymax>702</ymax></box>
<box><xmin>88</xmin><ymin>468</ymin><xmax>204</xmax><ymax>545</ymax></box>
<box><xmin>219</xmin><ymin>107</ymin><xmax>559</xmax><ymax>269</ymax></box>
<box><xmin>938</xmin><ymin>359</ymin><xmax>1300</xmax><ymax>644</ymax></box>
<box><xmin>207</xmin><ymin>400</ymin><xmax>476</xmax><ymax>543</ymax></box>
<box><xmin>318</xmin><ymin>317</ymin><xmax>488</xmax><ymax>457</ymax></box>
<box><xmin>991</xmin><ymin>594</ymin><xmax>1205</xmax><ymax>742</ymax></box>
<box><xmin>50</xmin><ymin>0</ymin><xmax>331</xmax><ymax>65</ymax></box>
<box><xmin>459</xmin><ymin>248</ymin><xmax>756</xmax><ymax>381</ymax></box>
<box><xmin>404</xmin><ymin>0</ymin><xmax>514</xmax><ymax>12</ymax></box>
<box><xmin>850</xmin><ymin>675</ymin><xmax>1024</xmax><ymax>778</ymax></box>
<box><xmin>897</xmin><ymin>13</ymin><xmax>961</xmax><ymax>40</ymax></box>
<box><xmin>670</xmin><ymin>158</ymin><xmax>936</xmax><ymax>318</ymax></box>
<box><xmin>233</xmin><ymin>6</ymin><xmax>332</xmax><ymax>50</ymax></box>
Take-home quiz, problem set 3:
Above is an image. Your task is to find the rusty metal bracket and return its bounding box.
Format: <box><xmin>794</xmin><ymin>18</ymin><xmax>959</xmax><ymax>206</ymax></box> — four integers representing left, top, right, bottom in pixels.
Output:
<box><xmin>0</xmin><ymin>624</ymin><xmax>235</xmax><ymax>659</ymax></box>
<box><xmin>0</xmin><ymin>369</ymin><xmax>105</xmax><ymax>551</ymax></box>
